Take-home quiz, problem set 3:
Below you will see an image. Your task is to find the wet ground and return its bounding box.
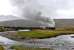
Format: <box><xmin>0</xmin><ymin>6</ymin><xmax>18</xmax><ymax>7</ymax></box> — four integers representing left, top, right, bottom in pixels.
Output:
<box><xmin>0</xmin><ymin>32</ymin><xmax>74</xmax><ymax>50</ymax></box>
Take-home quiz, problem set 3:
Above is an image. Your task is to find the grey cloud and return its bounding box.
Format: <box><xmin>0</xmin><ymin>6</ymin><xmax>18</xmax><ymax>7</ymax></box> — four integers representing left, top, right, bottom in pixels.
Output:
<box><xmin>0</xmin><ymin>0</ymin><xmax>55</xmax><ymax>27</ymax></box>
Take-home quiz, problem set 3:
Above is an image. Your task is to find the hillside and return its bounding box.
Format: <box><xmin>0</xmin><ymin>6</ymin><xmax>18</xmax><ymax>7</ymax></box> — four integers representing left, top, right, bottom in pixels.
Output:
<box><xmin>54</xmin><ymin>19</ymin><xmax>74</xmax><ymax>28</ymax></box>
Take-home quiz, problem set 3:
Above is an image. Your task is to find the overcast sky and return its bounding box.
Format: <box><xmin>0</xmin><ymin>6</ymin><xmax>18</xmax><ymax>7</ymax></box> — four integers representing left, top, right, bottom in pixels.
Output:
<box><xmin>39</xmin><ymin>0</ymin><xmax>74</xmax><ymax>19</ymax></box>
<box><xmin>0</xmin><ymin>0</ymin><xmax>74</xmax><ymax>19</ymax></box>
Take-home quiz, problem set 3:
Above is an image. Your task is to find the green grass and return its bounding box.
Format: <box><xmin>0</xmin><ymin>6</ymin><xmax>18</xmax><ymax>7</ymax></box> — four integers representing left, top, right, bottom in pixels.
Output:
<box><xmin>16</xmin><ymin>29</ymin><xmax>74</xmax><ymax>39</ymax></box>
<box><xmin>10</xmin><ymin>45</ymin><xmax>53</xmax><ymax>50</ymax></box>
<box><xmin>4</xmin><ymin>28</ymin><xmax>74</xmax><ymax>39</ymax></box>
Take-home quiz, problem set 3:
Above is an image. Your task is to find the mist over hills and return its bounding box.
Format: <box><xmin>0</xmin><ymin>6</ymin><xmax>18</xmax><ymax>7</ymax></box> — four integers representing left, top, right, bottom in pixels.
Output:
<box><xmin>0</xmin><ymin>15</ymin><xmax>74</xmax><ymax>28</ymax></box>
<box><xmin>0</xmin><ymin>15</ymin><xmax>55</xmax><ymax>27</ymax></box>
<box><xmin>54</xmin><ymin>19</ymin><xmax>74</xmax><ymax>28</ymax></box>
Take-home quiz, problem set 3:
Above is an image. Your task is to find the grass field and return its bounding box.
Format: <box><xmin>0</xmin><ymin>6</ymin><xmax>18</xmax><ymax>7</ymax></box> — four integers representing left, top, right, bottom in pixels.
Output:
<box><xmin>11</xmin><ymin>47</ymin><xmax>52</xmax><ymax>50</ymax></box>
<box><xmin>10</xmin><ymin>45</ymin><xmax>53</xmax><ymax>50</ymax></box>
<box><xmin>10</xmin><ymin>29</ymin><xmax>74</xmax><ymax>50</ymax></box>
<box><xmin>0</xmin><ymin>45</ymin><xmax>53</xmax><ymax>50</ymax></box>
<box><xmin>0</xmin><ymin>28</ymin><xmax>74</xmax><ymax>50</ymax></box>
<box><xmin>16</xmin><ymin>29</ymin><xmax>74</xmax><ymax>39</ymax></box>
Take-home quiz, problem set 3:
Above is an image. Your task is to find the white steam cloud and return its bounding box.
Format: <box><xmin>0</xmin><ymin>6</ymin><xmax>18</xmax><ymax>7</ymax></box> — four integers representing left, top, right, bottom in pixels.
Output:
<box><xmin>0</xmin><ymin>0</ymin><xmax>56</xmax><ymax>27</ymax></box>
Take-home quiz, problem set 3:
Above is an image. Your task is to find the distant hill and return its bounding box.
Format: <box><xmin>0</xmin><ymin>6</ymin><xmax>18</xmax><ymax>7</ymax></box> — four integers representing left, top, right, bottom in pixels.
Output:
<box><xmin>0</xmin><ymin>18</ymin><xmax>55</xmax><ymax>28</ymax></box>
<box><xmin>0</xmin><ymin>15</ymin><xmax>55</xmax><ymax>28</ymax></box>
<box><xmin>54</xmin><ymin>19</ymin><xmax>74</xmax><ymax>28</ymax></box>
